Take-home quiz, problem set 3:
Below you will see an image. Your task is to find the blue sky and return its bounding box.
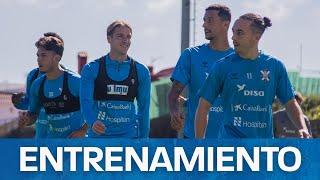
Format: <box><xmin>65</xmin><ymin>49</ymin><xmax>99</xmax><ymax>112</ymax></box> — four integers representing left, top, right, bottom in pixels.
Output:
<box><xmin>1</xmin><ymin>0</ymin><xmax>319</xmax><ymax>83</ymax></box>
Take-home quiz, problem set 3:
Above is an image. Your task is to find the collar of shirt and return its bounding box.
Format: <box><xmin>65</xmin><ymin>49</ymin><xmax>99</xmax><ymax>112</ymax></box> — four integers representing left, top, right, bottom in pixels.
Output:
<box><xmin>105</xmin><ymin>55</ymin><xmax>131</xmax><ymax>67</ymax></box>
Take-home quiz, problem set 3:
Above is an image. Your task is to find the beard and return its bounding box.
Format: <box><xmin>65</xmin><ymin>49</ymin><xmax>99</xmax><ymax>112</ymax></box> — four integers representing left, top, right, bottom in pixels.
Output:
<box><xmin>205</xmin><ymin>33</ymin><xmax>216</xmax><ymax>41</ymax></box>
<box><xmin>205</xmin><ymin>35</ymin><xmax>214</xmax><ymax>41</ymax></box>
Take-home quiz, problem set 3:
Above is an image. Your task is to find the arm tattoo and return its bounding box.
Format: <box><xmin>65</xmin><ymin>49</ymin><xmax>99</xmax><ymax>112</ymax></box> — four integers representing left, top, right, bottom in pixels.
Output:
<box><xmin>172</xmin><ymin>81</ymin><xmax>185</xmax><ymax>95</ymax></box>
<box><xmin>168</xmin><ymin>81</ymin><xmax>185</xmax><ymax>112</ymax></box>
<box><xmin>26</xmin><ymin>111</ymin><xmax>38</xmax><ymax>125</ymax></box>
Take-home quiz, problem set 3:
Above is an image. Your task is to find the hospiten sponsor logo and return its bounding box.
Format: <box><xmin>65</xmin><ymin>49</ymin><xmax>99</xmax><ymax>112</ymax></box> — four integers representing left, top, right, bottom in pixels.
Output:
<box><xmin>233</xmin><ymin>117</ymin><xmax>267</xmax><ymax>129</ymax></box>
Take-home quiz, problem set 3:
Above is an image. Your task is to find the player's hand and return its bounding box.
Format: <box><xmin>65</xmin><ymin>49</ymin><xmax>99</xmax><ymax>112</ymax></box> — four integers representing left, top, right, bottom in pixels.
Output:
<box><xmin>18</xmin><ymin>111</ymin><xmax>30</xmax><ymax>128</ymax></box>
<box><xmin>68</xmin><ymin>123</ymin><xmax>88</xmax><ymax>138</ymax></box>
<box><xmin>92</xmin><ymin>120</ymin><xmax>106</xmax><ymax>135</ymax></box>
<box><xmin>11</xmin><ymin>92</ymin><xmax>24</xmax><ymax>105</ymax></box>
<box><xmin>170</xmin><ymin>111</ymin><xmax>184</xmax><ymax>131</ymax></box>
<box><xmin>68</xmin><ymin>129</ymin><xmax>87</xmax><ymax>138</ymax></box>
<box><xmin>298</xmin><ymin>129</ymin><xmax>312</xmax><ymax>138</ymax></box>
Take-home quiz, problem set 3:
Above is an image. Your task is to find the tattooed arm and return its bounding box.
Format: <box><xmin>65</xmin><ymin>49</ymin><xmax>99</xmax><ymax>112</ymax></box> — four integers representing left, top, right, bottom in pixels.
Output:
<box><xmin>167</xmin><ymin>81</ymin><xmax>185</xmax><ymax>131</ymax></box>
<box><xmin>18</xmin><ymin>111</ymin><xmax>38</xmax><ymax>128</ymax></box>
<box><xmin>285</xmin><ymin>99</ymin><xmax>311</xmax><ymax>138</ymax></box>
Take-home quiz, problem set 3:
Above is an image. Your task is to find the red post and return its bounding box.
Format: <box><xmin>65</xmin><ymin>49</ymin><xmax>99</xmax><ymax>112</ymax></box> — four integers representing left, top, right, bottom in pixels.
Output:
<box><xmin>77</xmin><ymin>51</ymin><xmax>88</xmax><ymax>74</ymax></box>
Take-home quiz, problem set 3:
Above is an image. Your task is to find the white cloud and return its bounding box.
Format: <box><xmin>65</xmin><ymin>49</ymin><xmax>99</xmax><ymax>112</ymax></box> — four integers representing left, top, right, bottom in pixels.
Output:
<box><xmin>146</xmin><ymin>0</ymin><xmax>177</xmax><ymax>13</ymax></box>
<box><xmin>241</xmin><ymin>0</ymin><xmax>310</xmax><ymax>21</ymax></box>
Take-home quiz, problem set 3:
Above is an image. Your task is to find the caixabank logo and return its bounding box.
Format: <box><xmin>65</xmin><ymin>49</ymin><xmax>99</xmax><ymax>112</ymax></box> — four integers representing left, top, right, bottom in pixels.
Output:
<box><xmin>231</xmin><ymin>104</ymin><xmax>268</xmax><ymax>112</ymax></box>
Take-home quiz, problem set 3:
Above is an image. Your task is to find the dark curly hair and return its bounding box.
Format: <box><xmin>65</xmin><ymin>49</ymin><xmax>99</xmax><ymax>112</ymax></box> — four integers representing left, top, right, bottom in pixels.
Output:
<box><xmin>35</xmin><ymin>36</ymin><xmax>64</xmax><ymax>56</ymax></box>
<box><xmin>43</xmin><ymin>32</ymin><xmax>64</xmax><ymax>43</ymax></box>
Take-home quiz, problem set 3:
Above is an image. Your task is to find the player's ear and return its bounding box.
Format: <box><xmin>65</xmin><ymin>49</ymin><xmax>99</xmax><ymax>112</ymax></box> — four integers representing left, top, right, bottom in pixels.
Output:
<box><xmin>107</xmin><ymin>35</ymin><xmax>112</xmax><ymax>43</ymax></box>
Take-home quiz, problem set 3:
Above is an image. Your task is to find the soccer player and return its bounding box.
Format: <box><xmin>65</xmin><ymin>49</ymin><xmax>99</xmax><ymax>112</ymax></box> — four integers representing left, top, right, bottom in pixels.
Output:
<box><xmin>168</xmin><ymin>4</ymin><xmax>233</xmax><ymax>138</ymax></box>
<box><xmin>80</xmin><ymin>20</ymin><xmax>151</xmax><ymax>138</ymax></box>
<box><xmin>12</xmin><ymin>32</ymin><xmax>66</xmax><ymax>138</ymax></box>
<box><xmin>18</xmin><ymin>34</ymin><xmax>87</xmax><ymax>138</ymax></box>
<box><xmin>195</xmin><ymin>13</ymin><xmax>311</xmax><ymax>138</ymax></box>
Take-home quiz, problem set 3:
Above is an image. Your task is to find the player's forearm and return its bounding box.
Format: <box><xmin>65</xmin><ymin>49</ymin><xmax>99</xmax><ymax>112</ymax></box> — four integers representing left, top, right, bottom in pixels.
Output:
<box><xmin>195</xmin><ymin>108</ymin><xmax>208</xmax><ymax>138</ymax></box>
<box><xmin>80</xmin><ymin>76</ymin><xmax>96</xmax><ymax>126</ymax></box>
<box><xmin>285</xmin><ymin>100</ymin><xmax>307</xmax><ymax>130</ymax></box>
<box><xmin>139</xmin><ymin>114</ymin><xmax>150</xmax><ymax>138</ymax></box>
<box><xmin>26</xmin><ymin>111</ymin><xmax>38</xmax><ymax>126</ymax></box>
<box><xmin>195</xmin><ymin>98</ymin><xmax>211</xmax><ymax>138</ymax></box>
<box><xmin>80</xmin><ymin>84</ymin><xmax>96</xmax><ymax>126</ymax></box>
<box><xmin>80</xmin><ymin>100</ymin><xmax>96</xmax><ymax>127</ymax></box>
<box><xmin>139</xmin><ymin>106</ymin><xmax>150</xmax><ymax>138</ymax></box>
<box><xmin>168</xmin><ymin>82</ymin><xmax>185</xmax><ymax>113</ymax></box>
<box><xmin>137</xmin><ymin>79</ymin><xmax>151</xmax><ymax>138</ymax></box>
<box><xmin>136</xmin><ymin>100</ymin><xmax>150</xmax><ymax>138</ymax></box>
<box><xmin>168</xmin><ymin>90</ymin><xmax>179</xmax><ymax>113</ymax></box>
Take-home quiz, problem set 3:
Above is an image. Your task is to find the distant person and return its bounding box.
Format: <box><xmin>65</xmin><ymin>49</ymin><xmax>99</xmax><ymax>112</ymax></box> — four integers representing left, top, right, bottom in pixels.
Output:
<box><xmin>273</xmin><ymin>92</ymin><xmax>312</xmax><ymax>138</ymax></box>
<box><xmin>80</xmin><ymin>20</ymin><xmax>151</xmax><ymax>138</ymax></box>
